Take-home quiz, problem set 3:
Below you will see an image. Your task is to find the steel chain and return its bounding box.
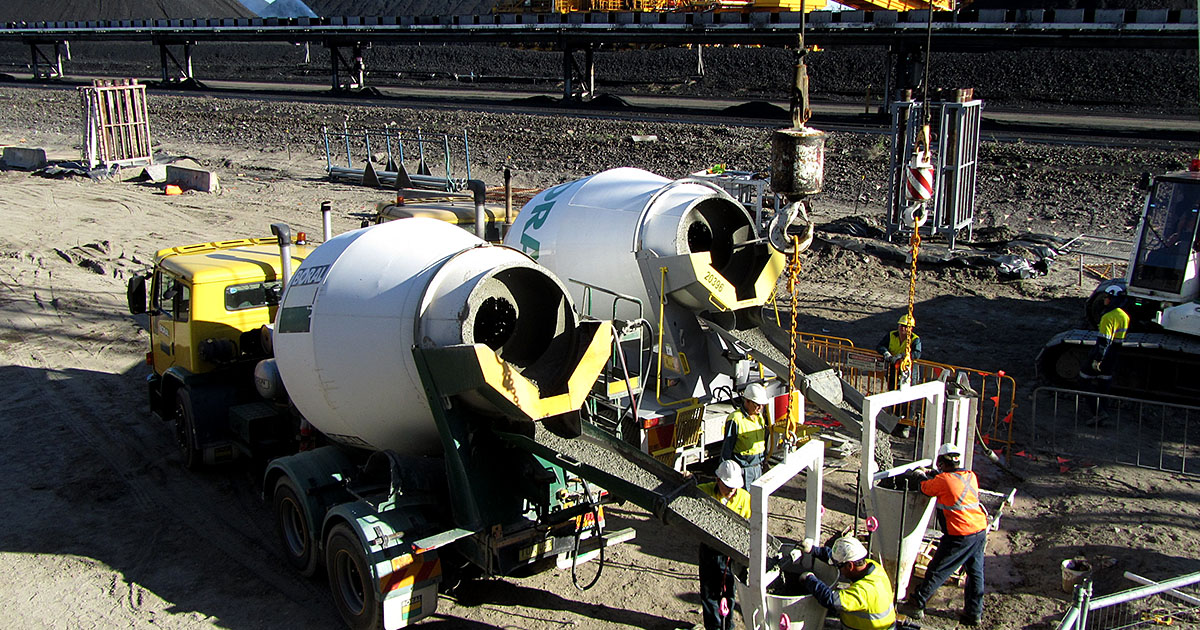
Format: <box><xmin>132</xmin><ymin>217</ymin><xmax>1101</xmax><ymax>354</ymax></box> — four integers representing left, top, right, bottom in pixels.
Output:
<box><xmin>787</xmin><ymin>234</ymin><xmax>801</xmax><ymax>442</ymax></box>
<box><xmin>900</xmin><ymin>226</ymin><xmax>921</xmax><ymax>378</ymax></box>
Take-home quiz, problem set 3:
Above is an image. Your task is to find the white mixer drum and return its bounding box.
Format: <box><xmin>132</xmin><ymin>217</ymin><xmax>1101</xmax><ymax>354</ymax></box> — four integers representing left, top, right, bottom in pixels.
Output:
<box><xmin>504</xmin><ymin>167</ymin><xmax>772</xmax><ymax>322</ymax></box>
<box><xmin>272</xmin><ymin>218</ymin><xmax>578</xmax><ymax>455</ymax></box>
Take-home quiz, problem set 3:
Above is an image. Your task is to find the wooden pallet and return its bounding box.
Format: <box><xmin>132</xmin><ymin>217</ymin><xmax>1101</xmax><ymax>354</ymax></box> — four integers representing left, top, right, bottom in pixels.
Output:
<box><xmin>912</xmin><ymin>540</ymin><xmax>967</xmax><ymax>587</ymax></box>
<box><xmin>80</xmin><ymin>79</ymin><xmax>153</xmax><ymax>169</ymax></box>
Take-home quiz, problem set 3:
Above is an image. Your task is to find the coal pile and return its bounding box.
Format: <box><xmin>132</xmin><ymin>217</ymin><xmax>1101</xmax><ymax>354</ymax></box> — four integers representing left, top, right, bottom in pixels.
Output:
<box><xmin>0</xmin><ymin>0</ymin><xmax>252</xmax><ymax>22</ymax></box>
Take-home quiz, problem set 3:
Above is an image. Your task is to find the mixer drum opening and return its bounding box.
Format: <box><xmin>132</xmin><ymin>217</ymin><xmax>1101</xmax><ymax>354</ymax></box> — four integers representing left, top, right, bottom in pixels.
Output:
<box><xmin>473</xmin><ymin>266</ymin><xmax>577</xmax><ymax>396</ymax></box>
<box><xmin>686</xmin><ymin>197</ymin><xmax>770</xmax><ymax>302</ymax></box>
<box><xmin>474</xmin><ymin>296</ymin><xmax>517</xmax><ymax>351</ymax></box>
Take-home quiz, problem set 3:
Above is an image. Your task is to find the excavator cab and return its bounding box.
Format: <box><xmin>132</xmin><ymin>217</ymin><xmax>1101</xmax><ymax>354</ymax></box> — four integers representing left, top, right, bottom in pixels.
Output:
<box><xmin>1128</xmin><ymin>170</ymin><xmax>1200</xmax><ymax>300</ymax></box>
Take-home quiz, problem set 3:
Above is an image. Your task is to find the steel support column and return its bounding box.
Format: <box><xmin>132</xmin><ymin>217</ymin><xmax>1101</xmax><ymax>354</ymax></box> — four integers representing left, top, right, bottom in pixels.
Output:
<box><xmin>328</xmin><ymin>42</ymin><xmax>369</xmax><ymax>91</ymax></box>
<box><xmin>29</xmin><ymin>41</ymin><xmax>67</xmax><ymax>80</ymax></box>
<box><xmin>158</xmin><ymin>42</ymin><xmax>195</xmax><ymax>83</ymax></box>
<box><xmin>561</xmin><ymin>43</ymin><xmax>594</xmax><ymax>101</ymax></box>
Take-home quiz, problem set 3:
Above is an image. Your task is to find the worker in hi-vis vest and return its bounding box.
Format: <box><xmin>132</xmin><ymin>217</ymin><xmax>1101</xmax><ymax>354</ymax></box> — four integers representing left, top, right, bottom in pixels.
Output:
<box><xmin>901</xmin><ymin>443</ymin><xmax>988</xmax><ymax>627</ymax></box>
<box><xmin>1083</xmin><ymin>284</ymin><xmax>1129</xmax><ymax>423</ymax></box>
<box><xmin>697</xmin><ymin>460</ymin><xmax>751</xmax><ymax>630</ymax></box>
<box><xmin>798</xmin><ymin>536</ymin><xmax>897</xmax><ymax>630</ymax></box>
<box><xmin>876</xmin><ymin>312</ymin><xmax>922</xmax><ymax>389</ymax></box>
<box><xmin>720</xmin><ymin>382</ymin><xmax>770</xmax><ymax>489</ymax></box>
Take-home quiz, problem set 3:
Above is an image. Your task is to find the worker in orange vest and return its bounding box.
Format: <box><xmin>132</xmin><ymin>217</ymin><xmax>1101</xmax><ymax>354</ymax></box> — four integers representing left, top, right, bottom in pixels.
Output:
<box><xmin>900</xmin><ymin>443</ymin><xmax>988</xmax><ymax>626</ymax></box>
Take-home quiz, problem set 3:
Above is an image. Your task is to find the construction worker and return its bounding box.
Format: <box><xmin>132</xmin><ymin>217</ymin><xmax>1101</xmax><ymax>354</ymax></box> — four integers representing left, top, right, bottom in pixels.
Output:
<box><xmin>901</xmin><ymin>443</ymin><xmax>987</xmax><ymax>626</ymax></box>
<box><xmin>720</xmin><ymin>383</ymin><xmax>770</xmax><ymax>489</ymax></box>
<box><xmin>797</xmin><ymin>536</ymin><xmax>897</xmax><ymax>630</ymax></box>
<box><xmin>697</xmin><ymin>460</ymin><xmax>752</xmax><ymax>630</ymax></box>
<box><xmin>1084</xmin><ymin>284</ymin><xmax>1129</xmax><ymax>423</ymax></box>
<box><xmin>876</xmin><ymin>313</ymin><xmax>922</xmax><ymax>387</ymax></box>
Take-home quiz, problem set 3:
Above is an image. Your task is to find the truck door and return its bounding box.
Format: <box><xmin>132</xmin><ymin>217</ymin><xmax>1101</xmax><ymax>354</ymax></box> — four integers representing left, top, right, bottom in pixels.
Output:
<box><xmin>150</xmin><ymin>271</ymin><xmax>193</xmax><ymax>373</ymax></box>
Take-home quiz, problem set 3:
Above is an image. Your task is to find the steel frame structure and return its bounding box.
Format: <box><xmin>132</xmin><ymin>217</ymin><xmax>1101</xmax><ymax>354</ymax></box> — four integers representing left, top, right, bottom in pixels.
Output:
<box><xmin>1</xmin><ymin>9</ymin><xmax>1194</xmax><ymax>99</ymax></box>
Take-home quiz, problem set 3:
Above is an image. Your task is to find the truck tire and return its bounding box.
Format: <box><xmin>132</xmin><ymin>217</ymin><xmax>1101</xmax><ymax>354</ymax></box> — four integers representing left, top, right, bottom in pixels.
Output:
<box><xmin>173</xmin><ymin>389</ymin><xmax>201</xmax><ymax>470</ymax></box>
<box><xmin>273</xmin><ymin>476</ymin><xmax>319</xmax><ymax>577</ymax></box>
<box><xmin>326</xmin><ymin>523</ymin><xmax>383</xmax><ymax>630</ymax></box>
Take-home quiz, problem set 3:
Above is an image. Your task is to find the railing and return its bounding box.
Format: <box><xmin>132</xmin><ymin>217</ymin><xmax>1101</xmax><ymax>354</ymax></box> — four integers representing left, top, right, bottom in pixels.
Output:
<box><xmin>1031</xmin><ymin>387</ymin><xmax>1200</xmax><ymax>477</ymax></box>
<box><xmin>784</xmin><ymin>331</ymin><xmax>1018</xmax><ymax>461</ymax></box>
<box><xmin>1059</xmin><ymin>573</ymin><xmax>1200</xmax><ymax>630</ymax></box>
<box><xmin>321</xmin><ymin>123</ymin><xmax>472</xmax><ymax>192</ymax></box>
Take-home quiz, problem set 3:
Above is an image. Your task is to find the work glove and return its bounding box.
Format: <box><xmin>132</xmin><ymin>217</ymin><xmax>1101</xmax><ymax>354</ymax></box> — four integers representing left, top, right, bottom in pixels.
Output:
<box><xmin>788</xmin><ymin>548</ymin><xmax>803</xmax><ymax>564</ymax></box>
<box><xmin>1090</xmin><ymin>360</ymin><xmax>1102</xmax><ymax>373</ymax></box>
<box><xmin>883</xmin><ymin>351</ymin><xmax>893</xmax><ymax>365</ymax></box>
<box><xmin>801</xmin><ymin>571</ymin><xmax>816</xmax><ymax>583</ymax></box>
<box><xmin>801</xmin><ymin>537</ymin><xmax>814</xmax><ymax>554</ymax></box>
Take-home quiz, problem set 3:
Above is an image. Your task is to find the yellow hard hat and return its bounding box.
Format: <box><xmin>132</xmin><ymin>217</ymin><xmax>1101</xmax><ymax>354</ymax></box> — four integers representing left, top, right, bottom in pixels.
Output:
<box><xmin>898</xmin><ymin>313</ymin><xmax>916</xmax><ymax>328</ymax></box>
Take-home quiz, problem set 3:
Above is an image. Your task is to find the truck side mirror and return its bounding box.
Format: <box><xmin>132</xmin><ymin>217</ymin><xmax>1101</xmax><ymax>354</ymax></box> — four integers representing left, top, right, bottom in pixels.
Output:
<box><xmin>127</xmin><ymin>274</ymin><xmax>147</xmax><ymax>315</ymax></box>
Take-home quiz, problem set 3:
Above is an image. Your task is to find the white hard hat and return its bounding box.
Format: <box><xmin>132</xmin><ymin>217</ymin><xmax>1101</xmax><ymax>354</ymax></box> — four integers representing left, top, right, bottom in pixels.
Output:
<box><xmin>1104</xmin><ymin>284</ymin><xmax>1125</xmax><ymax>297</ymax></box>
<box><xmin>937</xmin><ymin>443</ymin><xmax>962</xmax><ymax>458</ymax></box>
<box><xmin>716</xmin><ymin>460</ymin><xmax>744</xmax><ymax>489</ymax></box>
<box><xmin>744</xmin><ymin>383</ymin><xmax>771</xmax><ymax>406</ymax></box>
<box><xmin>831</xmin><ymin>536</ymin><xmax>868</xmax><ymax>564</ymax></box>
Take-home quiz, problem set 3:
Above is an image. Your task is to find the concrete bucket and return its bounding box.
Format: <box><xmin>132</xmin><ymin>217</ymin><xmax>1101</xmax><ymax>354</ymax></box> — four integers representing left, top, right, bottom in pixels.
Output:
<box><xmin>734</xmin><ymin>560</ymin><xmax>839</xmax><ymax>630</ymax></box>
<box><xmin>869</xmin><ymin>470</ymin><xmax>936</xmax><ymax>597</ymax></box>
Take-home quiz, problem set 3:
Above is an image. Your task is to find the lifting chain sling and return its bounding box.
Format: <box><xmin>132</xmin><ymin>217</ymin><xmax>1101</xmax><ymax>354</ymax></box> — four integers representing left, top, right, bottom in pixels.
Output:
<box><xmin>786</xmin><ymin>234</ymin><xmax>803</xmax><ymax>443</ymax></box>
<box><xmin>899</xmin><ymin>11</ymin><xmax>936</xmax><ymax>381</ymax></box>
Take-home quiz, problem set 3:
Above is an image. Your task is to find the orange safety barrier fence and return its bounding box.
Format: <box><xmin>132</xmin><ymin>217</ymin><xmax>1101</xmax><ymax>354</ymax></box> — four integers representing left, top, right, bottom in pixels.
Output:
<box><xmin>790</xmin><ymin>335</ymin><xmax>1018</xmax><ymax>464</ymax></box>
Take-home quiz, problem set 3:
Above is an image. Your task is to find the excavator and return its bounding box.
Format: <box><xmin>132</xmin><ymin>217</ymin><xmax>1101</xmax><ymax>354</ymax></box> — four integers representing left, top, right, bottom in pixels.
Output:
<box><xmin>1038</xmin><ymin>161</ymin><xmax>1200</xmax><ymax>402</ymax></box>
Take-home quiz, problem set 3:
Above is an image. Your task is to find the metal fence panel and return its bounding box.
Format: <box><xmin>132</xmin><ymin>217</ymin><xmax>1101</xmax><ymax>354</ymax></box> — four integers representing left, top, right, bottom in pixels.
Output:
<box><xmin>1031</xmin><ymin>387</ymin><xmax>1200</xmax><ymax>477</ymax></box>
<box><xmin>1060</xmin><ymin>573</ymin><xmax>1200</xmax><ymax>630</ymax></box>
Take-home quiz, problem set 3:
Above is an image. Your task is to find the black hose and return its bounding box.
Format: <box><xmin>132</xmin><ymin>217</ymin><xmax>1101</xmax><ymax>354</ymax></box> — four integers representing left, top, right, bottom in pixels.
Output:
<box><xmin>974</xmin><ymin>424</ymin><xmax>1025</xmax><ymax>483</ymax></box>
<box><xmin>571</xmin><ymin>479</ymin><xmax>605</xmax><ymax>591</ymax></box>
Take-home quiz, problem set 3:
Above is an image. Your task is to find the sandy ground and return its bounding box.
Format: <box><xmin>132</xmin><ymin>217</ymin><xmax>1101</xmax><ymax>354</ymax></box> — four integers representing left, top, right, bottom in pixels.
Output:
<box><xmin>2</xmin><ymin>93</ymin><xmax>1200</xmax><ymax>630</ymax></box>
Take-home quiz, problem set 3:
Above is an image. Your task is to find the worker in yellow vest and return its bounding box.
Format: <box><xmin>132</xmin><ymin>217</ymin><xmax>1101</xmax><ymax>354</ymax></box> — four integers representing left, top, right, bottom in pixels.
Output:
<box><xmin>720</xmin><ymin>383</ymin><xmax>770</xmax><ymax>489</ymax></box>
<box><xmin>876</xmin><ymin>313</ymin><xmax>922</xmax><ymax>389</ymax></box>
<box><xmin>798</xmin><ymin>536</ymin><xmax>897</xmax><ymax>630</ymax></box>
<box><xmin>1083</xmin><ymin>284</ymin><xmax>1129</xmax><ymax>424</ymax></box>
<box><xmin>697</xmin><ymin>460</ymin><xmax>752</xmax><ymax>630</ymax></box>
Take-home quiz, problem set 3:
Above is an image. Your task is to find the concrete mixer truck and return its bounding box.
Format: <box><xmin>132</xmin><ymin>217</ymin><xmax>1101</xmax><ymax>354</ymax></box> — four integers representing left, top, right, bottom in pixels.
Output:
<box><xmin>503</xmin><ymin>166</ymin><xmax>901</xmax><ymax>469</ymax></box>
<box><xmin>127</xmin><ymin>217</ymin><xmax>770</xmax><ymax>630</ymax></box>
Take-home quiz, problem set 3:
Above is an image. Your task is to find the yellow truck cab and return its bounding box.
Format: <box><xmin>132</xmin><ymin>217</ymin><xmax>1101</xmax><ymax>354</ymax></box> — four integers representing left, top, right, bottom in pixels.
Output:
<box><xmin>127</xmin><ymin>227</ymin><xmax>312</xmax><ymax>467</ymax></box>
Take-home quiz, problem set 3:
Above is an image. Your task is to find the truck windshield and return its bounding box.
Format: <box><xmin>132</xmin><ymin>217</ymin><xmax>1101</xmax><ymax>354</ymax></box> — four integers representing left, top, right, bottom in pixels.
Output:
<box><xmin>225</xmin><ymin>281</ymin><xmax>282</xmax><ymax>311</ymax></box>
<box><xmin>1130</xmin><ymin>178</ymin><xmax>1200</xmax><ymax>294</ymax></box>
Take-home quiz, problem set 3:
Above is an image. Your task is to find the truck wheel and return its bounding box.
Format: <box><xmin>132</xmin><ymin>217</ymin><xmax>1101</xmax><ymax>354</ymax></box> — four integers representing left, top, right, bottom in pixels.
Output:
<box><xmin>326</xmin><ymin>524</ymin><xmax>383</xmax><ymax>630</ymax></box>
<box><xmin>173</xmin><ymin>389</ymin><xmax>201</xmax><ymax>470</ymax></box>
<box><xmin>273</xmin><ymin>476</ymin><xmax>319</xmax><ymax>577</ymax></box>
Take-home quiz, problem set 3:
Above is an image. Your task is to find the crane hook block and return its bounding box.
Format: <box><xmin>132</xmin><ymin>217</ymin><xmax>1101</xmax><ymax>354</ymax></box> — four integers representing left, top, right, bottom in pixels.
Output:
<box><xmin>902</xmin><ymin>203</ymin><xmax>928</xmax><ymax>229</ymax></box>
<box><xmin>905</xmin><ymin>152</ymin><xmax>935</xmax><ymax>204</ymax></box>
<box><xmin>769</xmin><ymin>200</ymin><xmax>815</xmax><ymax>254</ymax></box>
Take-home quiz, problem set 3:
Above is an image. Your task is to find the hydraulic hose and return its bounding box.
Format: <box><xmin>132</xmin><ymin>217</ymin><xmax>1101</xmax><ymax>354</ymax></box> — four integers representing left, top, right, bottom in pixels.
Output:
<box><xmin>570</xmin><ymin>479</ymin><xmax>605</xmax><ymax>591</ymax></box>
